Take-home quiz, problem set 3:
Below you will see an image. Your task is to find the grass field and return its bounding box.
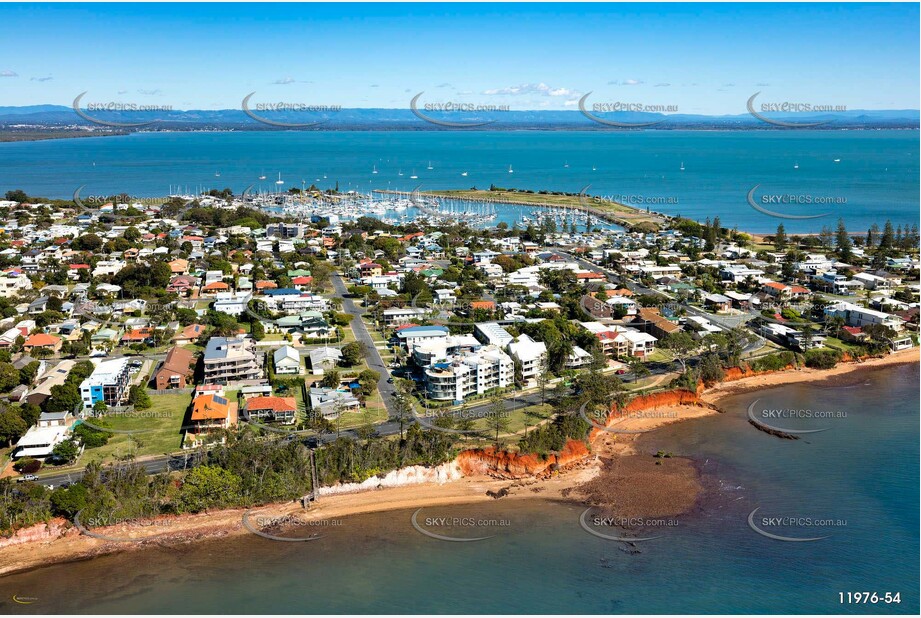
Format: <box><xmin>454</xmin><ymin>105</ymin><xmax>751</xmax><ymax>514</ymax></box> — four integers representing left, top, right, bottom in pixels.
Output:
<box><xmin>80</xmin><ymin>393</ymin><xmax>191</xmax><ymax>463</ymax></box>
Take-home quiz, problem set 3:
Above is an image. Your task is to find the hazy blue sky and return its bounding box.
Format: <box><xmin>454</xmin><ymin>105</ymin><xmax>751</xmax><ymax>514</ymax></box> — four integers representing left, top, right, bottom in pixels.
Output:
<box><xmin>0</xmin><ymin>2</ymin><xmax>918</xmax><ymax>113</ymax></box>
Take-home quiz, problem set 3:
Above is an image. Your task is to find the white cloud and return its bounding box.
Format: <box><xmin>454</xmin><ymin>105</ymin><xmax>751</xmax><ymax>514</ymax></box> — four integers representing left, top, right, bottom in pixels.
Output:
<box><xmin>653</xmin><ymin>82</ymin><xmax>671</xmax><ymax>87</ymax></box>
<box><xmin>137</xmin><ymin>88</ymin><xmax>162</xmax><ymax>95</ymax></box>
<box><xmin>0</xmin><ymin>70</ymin><xmax>17</xmax><ymax>78</ymax></box>
<box><xmin>272</xmin><ymin>77</ymin><xmax>296</xmax><ymax>85</ymax></box>
<box><xmin>30</xmin><ymin>76</ymin><xmax>52</xmax><ymax>82</ymax></box>
<box><xmin>482</xmin><ymin>82</ymin><xmax>579</xmax><ymax>97</ymax></box>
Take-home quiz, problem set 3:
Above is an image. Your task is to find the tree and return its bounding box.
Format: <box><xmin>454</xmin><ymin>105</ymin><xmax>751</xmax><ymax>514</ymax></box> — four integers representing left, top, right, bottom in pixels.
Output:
<box><xmin>535</xmin><ymin>358</ymin><xmax>549</xmax><ymax>405</ymax></box>
<box><xmin>341</xmin><ymin>342</ymin><xmax>365</xmax><ymax>367</ymax></box>
<box><xmin>835</xmin><ymin>218</ymin><xmax>853</xmax><ymax>262</ymax></box>
<box><xmin>92</xmin><ymin>400</ymin><xmax>108</xmax><ymax>416</ymax></box>
<box><xmin>44</xmin><ymin>383</ymin><xmax>81</xmax><ymax>413</ymax></box>
<box><xmin>658</xmin><ymin>331</ymin><xmax>696</xmax><ymax>373</ymax></box>
<box><xmin>628</xmin><ymin>356</ymin><xmax>651</xmax><ymax>383</ymax></box>
<box><xmin>483</xmin><ymin>392</ymin><xmax>510</xmax><ymax>448</ymax></box>
<box><xmin>773</xmin><ymin>224</ymin><xmax>787</xmax><ymax>251</ymax></box>
<box><xmin>18</xmin><ymin>360</ymin><xmax>41</xmax><ymax>386</ymax></box>
<box><xmin>0</xmin><ymin>411</ymin><xmax>27</xmax><ymax>447</ymax></box>
<box><xmin>51</xmin><ymin>439</ymin><xmax>80</xmax><ymax>463</ymax></box>
<box><xmin>320</xmin><ymin>368</ymin><xmax>341</xmax><ymax>389</ymax></box>
<box><xmin>128</xmin><ymin>385</ymin><xmax>152</xmax><ymax>410</ymax></box>
<box><xmin>176</xmin><ymin>465</ymin><xmax>243</xmax><ymax>512</ymax></box>
<box><xmin>0</xmin><ymin>362</ymin><xmax>20</xmax><ymax>391</ymax></box>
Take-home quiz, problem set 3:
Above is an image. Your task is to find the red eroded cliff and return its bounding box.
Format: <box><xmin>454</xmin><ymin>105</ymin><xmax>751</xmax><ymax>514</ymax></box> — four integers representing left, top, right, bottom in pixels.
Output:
<box><xmin>457</xmin><ymin>439</ymin><xmax>589</xmax><ymax>478</ymax></box>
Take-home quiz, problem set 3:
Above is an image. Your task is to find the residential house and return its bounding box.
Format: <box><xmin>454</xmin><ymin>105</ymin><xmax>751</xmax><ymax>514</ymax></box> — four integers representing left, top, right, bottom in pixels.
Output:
<box><xmin>202</xmin><ymin>336</ymin><xmax>262</xmax><ymax>385</ymax></box>
<box><xmin>245</xmin><ymin>396</ymin><xmax>298</xmax><ymax>425</ymax></box>
<box><xmin>79</xmin><ymin>358</ymin><xmax>131</xmax><ymax>409</ymax></box>
<box><xmin>155</xmin><ymin>346</ymin><xmax>196</xmax><ymax>390</ymax></box>
<box><xmin>273</xmin><ymin>345</ymin><xmax>301</xmax><ymax>375</ymax></box>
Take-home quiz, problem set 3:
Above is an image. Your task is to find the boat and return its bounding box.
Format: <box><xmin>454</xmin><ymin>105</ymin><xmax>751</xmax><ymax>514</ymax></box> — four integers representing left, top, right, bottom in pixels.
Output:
<box><xmin>592</xmin><ymin>165</ymin><xmax>597</xmax><ymax>171</ymax></box>
<box><xmin>794</xmin><ymin>162</ymin><xmax>799</xmax><ymax>169</ymax></box>
<box><xmin>564</xmin><ymin>161</ymin><xmax>569</xmax><ymax>168</ymax></box>
<box><xmin>679</xmin><ymin>162</ymin><xmax>685</xmax><ymax>171</ymax></box>
<box><xmin>508</xmin><ymin>165</ymin><xmax>514</xmax><ymax>174</ymax></box>
<box><xmin>215</xmin><ymin>171</ymin><xmax>221</xmax><ymax>177</ymax></box>
<box><xmin>398</xmin><ymin>169</ymin><xmax>404</xmax><ymax>176</ymax></box>
<box><xmin>409</xmin><ymin>170</ymin><xmax>418</xmax><ymax>179</ymax></box>
<box><xmin>427</xmin><ymin>161</ymin><xmax>434</xmax><ymax>170</ymax></box>
<box><xmin>372</xmin><ymin>165</ymin><xmax>378</xmax><ymax>174</ymax></box>
<box><xmin>834</xmin><ymin>158</ymin><xmax>841</xmax><ymax>163</ymax></box>
<box><xmin>275</xmin><ymin>172</ymin><xmax>285</xmax><ymax>186</ymax></box>
<box><xmin>461</xmin><ymin>171</ymin><xmax>468</xmax><ymax>177</ymax></box>
<box><xmin>258</xmin><ymin>170</ymin><xmax>266</xmax><ymax>180</ymax></box>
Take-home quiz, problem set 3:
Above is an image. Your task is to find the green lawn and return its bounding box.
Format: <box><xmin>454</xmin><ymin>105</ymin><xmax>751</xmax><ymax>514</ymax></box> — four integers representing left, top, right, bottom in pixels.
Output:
<box><xmin>79</xmin><ymin>392</ymin><xmax>191</xmax><ymax>463</ymax></box>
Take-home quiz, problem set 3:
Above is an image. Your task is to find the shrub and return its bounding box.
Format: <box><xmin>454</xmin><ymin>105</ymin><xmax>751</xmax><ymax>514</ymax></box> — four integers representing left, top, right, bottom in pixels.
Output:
<box><xmin>748</xmin><ymin>351</ymin><xmax>797</xmax><ymax>372</ymax></box>
<box><xmin>804</xmin><ymin>348</ymin><xmax>843</xmax><ymax>369</ymax></box>
<box><xmin>14</xmin><ymin>457</ymin><xmax>42</xmax><ymax>474</ymax></box>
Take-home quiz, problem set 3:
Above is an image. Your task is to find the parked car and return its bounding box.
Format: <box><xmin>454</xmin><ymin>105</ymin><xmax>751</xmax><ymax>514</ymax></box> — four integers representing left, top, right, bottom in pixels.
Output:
<box><xmin>21</xmin><ymin>474</ymin><xmax>38</xmax><ymax>482</ymax></box>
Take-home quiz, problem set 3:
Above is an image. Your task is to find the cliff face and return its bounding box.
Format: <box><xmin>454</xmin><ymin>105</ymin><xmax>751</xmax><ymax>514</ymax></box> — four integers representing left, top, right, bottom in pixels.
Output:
<box><xmin>316</xmin><ymin>461</ymin><xmax>464</xmax><ymax>497</ymax></box>
<box><xmin>457</xmin><ymin>440</ymin><xmax>589</xmax><ymax>479</ymax></box>
<box><xmin>0</xmin><ymin>518</ymin><xmax>74</xmax><ymax>549</ymax></box>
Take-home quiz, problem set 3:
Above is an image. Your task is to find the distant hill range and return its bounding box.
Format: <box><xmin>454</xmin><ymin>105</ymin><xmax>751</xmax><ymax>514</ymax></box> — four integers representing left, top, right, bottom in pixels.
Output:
<box><xmin>0</xmin><ymin>104</ymin><xmax>917</xmax><ymax>132</ymax></box>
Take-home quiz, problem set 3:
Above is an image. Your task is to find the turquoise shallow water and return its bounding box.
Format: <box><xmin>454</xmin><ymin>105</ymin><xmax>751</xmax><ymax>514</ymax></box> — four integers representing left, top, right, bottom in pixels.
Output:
<box><xmin>1</xmin><ymin>363</ymin><xmax>917</xmax><ymax>614</ymax></box>
<box><xmin>0</xmin><ymin>130</ymin><xmax>917</xmax><ymax>233</ymax></box>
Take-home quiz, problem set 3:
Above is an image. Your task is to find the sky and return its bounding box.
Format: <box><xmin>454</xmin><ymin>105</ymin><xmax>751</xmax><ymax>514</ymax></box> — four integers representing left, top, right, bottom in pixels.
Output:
<box><xmin>0</xmin><ymin>2</ymin><xmax>918</xmax><ymax>114</ymax></box>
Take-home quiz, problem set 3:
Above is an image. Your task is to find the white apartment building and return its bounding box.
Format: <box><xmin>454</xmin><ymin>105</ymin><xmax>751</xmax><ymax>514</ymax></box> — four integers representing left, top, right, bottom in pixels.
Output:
<box><xmin>0</xmin><ymin>273</ymin><xmax>31</xmax><ymax>298</ymax></box>
<box><xmin>424</xmin><ymin>345</ymin><xmax>514</xmax><ymax>402</ymax></box>
<box><xmin>506</xmin><ymin>334</ymin><xmax>547</xmax><ymax>384</ymax></box>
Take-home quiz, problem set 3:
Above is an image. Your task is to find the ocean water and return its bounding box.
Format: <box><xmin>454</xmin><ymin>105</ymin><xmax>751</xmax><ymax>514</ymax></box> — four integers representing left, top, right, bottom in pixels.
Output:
<box><xmin>0</xmin><ymin>130</ymin><xmax>917</xmax><ymax>233</ymax></box>
<box><xmin>2</xmin><ymin>363</ymin><xmax>917</xmax><ymax>614</ymax></box>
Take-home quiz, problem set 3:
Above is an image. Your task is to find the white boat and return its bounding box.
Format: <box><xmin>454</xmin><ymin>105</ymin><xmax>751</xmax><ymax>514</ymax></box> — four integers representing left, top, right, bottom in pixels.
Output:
<box><xmin>259</xmin><ymin>170</ymin><xmax>266</xmax><ymax>180</ymax></box>
<box><xmin>679</xmin><ymin>162</ymin><xmax>685</xmax><ymax>171</ymax></box>
<box><xmin>508</xmin><ymin>165</ymin><xmax>514</xmax><ymax>174</ymax></box>
<box><xmin>461</xmin><ymin>171</ymin><xmax>468</xmax><ymax>177</ymax></box>
<box><xmin>833</xmin><ymin>158</ymin><xmax>841</xmax><ymax>163</ymax></box>
<box><xmin>592</xmin><ymin>165</ymin><xmax>597</xmax><ymax>171</ymax></box>
<box><xmin>409</xmin><ymin>170</ymin><xmax>418</xmax><ymax>179</ymax></box>
<box><xmin>372</xmin><ymin>165</ymin><xmax>378</xmax><ymax>174</ymax></box>
<box><xmin>215</xmin><ymin>171</ymin><xmax>221</xmax><ymax>177</ymax></box>
<box><xmin>427</xmin><ymin>161</ymin><xmax>434</xmax><ymax>170</ymax></box>
<box><xmin>398</xmin><ymin>169</ymin><xmax>404</xmax><ymax>176</ymax></box>
<box><xmin>794</xmin><ymin>162</ymin><xmax>799</xmax><ymax>169</ymax></box>
<box><xmin>275</xmin><ymin>172</ymin><xmax>285</xmax><ymax>186</ymax></box>
<box><xmin>564</xmin><ymin>161</ymin><xmax>569</xmax><ymax>168</ymax></box>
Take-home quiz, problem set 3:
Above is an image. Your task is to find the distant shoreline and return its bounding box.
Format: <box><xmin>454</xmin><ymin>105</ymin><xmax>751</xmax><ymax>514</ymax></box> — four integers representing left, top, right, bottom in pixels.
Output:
<box><xmin>1</xmin><ymin>125</ymin><xmax>919</xmax><ymax>144</ymax></box>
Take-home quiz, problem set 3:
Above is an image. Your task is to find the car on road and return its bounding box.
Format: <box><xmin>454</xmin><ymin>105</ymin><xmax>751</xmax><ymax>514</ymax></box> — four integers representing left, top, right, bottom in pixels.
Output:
<box><xmin>21</xmin><ymin>474</ymin><xmax>38</xmax><ymax>482</ymax></box>
<box><xmin>387</xmin><ymin>377</ymin><xmax>394</xmax><ymax>384</ymax></box>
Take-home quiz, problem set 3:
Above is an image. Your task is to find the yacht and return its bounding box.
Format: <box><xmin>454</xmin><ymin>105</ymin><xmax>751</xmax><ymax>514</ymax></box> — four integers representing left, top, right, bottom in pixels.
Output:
<box><xmin>461</xmin><ymin>171</ymin><xmax>468</xmax><ymax>177</ymax></box>
<box><xmin>679</xmin><ymin>162</ymin><xmax>685</xmax><ymax>171</ymax></box>
<box><xmin>427</xmin><ymin>161</ymin><xmax>434</xmax><ymax>170</ymax></box>
<box><xmin>409</xmin><ymin>170</ymin><xmax>418</xmax><ymax>179</ymax></box>
<box><xmin>508</xmin><ymin>165</ymin><xmax>514</xmax><ymax>174</ymax></box>
<box><xmin>372</xmin><ymin>165</ymin><xmax>378</xmax><ymax>174</ymax></box>
<box><xmin>794</xmin><ymin>162</ymin><xmax>799</xmax><ymax>169</ymax></box>
<box><xmin>833</xmin><ymin>158</ymin><xmax>841</xmax><ymax>163</ymax></box>
<box><xmin>275</xmin><ymin>172</ymin><xmax>285</xmax><ymax>186</ymax></box>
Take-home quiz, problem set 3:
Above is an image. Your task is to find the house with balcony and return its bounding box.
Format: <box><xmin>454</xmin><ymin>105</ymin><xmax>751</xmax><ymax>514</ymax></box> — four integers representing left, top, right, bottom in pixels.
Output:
<box><xmin>202</xmin><ymin>336</ymin><xmax>262</xmax><ymax>385</ymax></box>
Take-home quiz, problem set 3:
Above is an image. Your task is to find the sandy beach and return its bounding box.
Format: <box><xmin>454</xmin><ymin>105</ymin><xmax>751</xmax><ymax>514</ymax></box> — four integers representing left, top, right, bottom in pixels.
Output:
<box><xmin>1</xmin><ymin>349</ymin><xmax>916</xmax><ymax>578</ymax></box>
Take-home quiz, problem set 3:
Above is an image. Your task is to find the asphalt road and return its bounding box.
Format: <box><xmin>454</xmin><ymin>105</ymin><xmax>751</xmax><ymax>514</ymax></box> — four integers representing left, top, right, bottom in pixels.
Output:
<box><xmin>331</xmin><ymin>273</ymin><xmax>397</xmax><ymax>416</ymax></box>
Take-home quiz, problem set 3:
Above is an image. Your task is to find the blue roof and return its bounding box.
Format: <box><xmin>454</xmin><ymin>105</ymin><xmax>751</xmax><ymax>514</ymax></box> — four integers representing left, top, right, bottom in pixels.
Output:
<box><xmin>396</xmin><ymin>326</ymin><xmax>449</xmax><ymax>337</ymax></box>
<box><xmin>263</xmin><ymin>288</ymin><xmax>302</xmax><ymax>296</ymax></box>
